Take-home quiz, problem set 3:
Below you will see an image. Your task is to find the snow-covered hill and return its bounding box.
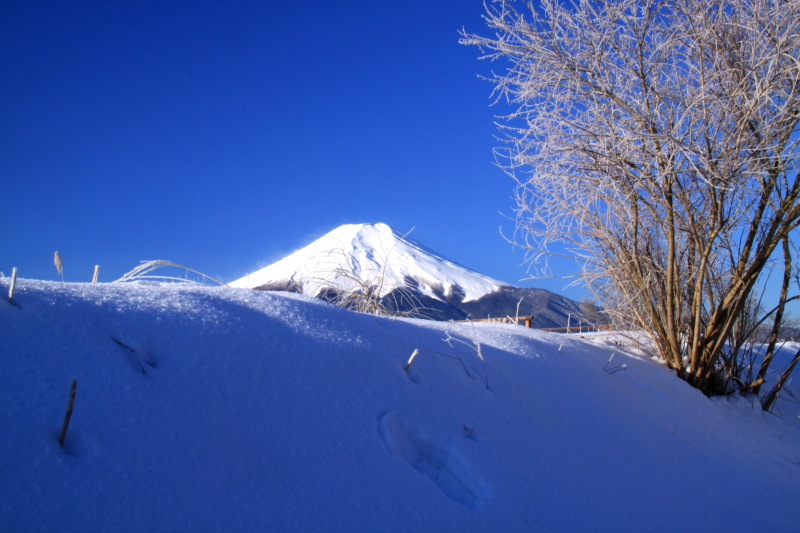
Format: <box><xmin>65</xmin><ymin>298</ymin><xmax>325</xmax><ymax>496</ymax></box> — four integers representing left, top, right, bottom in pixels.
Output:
<box><xmin>231</xmin><ymin>223</ymin><xmax>583</xmax><ymax>325</ymax></box>
<box><xmin>1</xmin><ymin>279</ymin><xmax>799</xmax><ymax>532</ymax></box>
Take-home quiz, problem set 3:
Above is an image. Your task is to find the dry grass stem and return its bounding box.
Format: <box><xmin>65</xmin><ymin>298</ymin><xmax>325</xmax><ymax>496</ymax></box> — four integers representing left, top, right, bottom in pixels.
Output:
<box><xmin>425</xmin><ymin>348</ymin><xmax>470</xmax><ymax>377</ymax></box>
<box><xmin>54</xmin><ymin>252</ymin><xmax>63</xmax><ymax>282</ymax></box>
<box><xmin>114</xmin><ymin>261</ymin><xmax>228</xmax><ymax>286</ymax></box>
<box><xmin>58</xmin><ymin>379</ymin><xmax>77</xmax><ymax>448</ymax></box>
<box><xmin>304</xmin><ymin>228</ymin><xmax>427</xmax><ymax>318</ymax></box>
<box><xmin>446</xmin><ymin>329</ymin><xmax>489</xmax><ymax>390</ymax></box>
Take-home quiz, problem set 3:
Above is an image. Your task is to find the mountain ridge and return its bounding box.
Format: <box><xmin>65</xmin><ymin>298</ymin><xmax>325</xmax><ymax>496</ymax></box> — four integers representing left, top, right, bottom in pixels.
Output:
<box><xmin>233</xmin><ymin>223</ymin><xmax>586</xmax><ymax>327</ymax></box>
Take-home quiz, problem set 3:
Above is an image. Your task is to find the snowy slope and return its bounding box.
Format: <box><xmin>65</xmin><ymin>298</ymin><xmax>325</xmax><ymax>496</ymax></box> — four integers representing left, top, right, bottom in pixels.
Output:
<box><xmin>1</xmin><ymin>279</ymin><xmax>799</xmax><ymax>532</ymax></box>
<box><xmin>230</xmin><ymin>223</ymin><xmax>511</xmax><ymax>302</ymax></box>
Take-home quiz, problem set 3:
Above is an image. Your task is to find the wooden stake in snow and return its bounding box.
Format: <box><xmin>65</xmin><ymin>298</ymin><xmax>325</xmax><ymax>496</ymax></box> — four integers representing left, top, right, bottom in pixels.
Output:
<box><xmin>8</xmin><ymin>267</ymin><xmax>17</xmax><ymax>304</ymax></box>
<box><xmin>58</xmin><ymin>379</ymin><xmax>77</xmax><ymax>448</ymax></box>
<box><xmin>404</xmin><ymin>349</ymin><xmax>420</xmax><ymax>371</ymax></box>
<box><xmin>92</xmin><ymin>265</ymin><xmax>100</xmax><ymax>284</ymax></box>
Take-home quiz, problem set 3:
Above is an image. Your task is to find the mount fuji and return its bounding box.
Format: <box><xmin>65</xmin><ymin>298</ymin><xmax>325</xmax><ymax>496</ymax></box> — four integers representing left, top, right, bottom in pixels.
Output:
<box><xmin>231</xmin><ymin>223</ymin><xmax>583</xmax><ymax>326</ymax></box>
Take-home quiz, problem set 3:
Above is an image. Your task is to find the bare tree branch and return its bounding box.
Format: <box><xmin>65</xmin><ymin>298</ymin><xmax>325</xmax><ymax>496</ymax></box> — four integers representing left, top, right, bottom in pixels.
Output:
<box><xmin>463</xmin><ymin>0</ymin><xmax>800</xmax><ymax>396</ymax></box>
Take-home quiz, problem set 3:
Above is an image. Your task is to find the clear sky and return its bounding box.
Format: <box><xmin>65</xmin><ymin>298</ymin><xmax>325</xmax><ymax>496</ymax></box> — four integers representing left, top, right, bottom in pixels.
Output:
<box><xmin>2</xmin><ymin>0</ymin><xmax>587</xmax><ymax>296</ymax></box>
<box><xmin>2</xmin><ymin>0</ymin><xmax>794</xmax><ymax>314</ymax></box>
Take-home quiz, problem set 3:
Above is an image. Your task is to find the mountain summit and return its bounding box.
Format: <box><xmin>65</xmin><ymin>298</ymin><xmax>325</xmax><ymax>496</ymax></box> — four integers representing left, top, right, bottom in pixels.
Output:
<box><xmin>232</xmin><ymin>223</ymin><xmax>583</xmax><ymax>326</ymax></box>
<box><xmin>231</xmin><ymin>223</ymin><xmax>509</xmax><ymax>301</ymax></box>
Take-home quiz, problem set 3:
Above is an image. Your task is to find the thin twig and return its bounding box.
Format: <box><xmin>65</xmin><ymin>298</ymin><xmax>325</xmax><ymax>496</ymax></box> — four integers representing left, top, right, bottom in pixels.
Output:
<box><xmin>113</xmin><ymin>338</ymin><xmax>146</xmax><ymax>375</ymax></box>
<box><xmin>58</xmin><ymin>379</ymin><xmax>77</xmax><ymax>448</ymax></box>
<box><xmin>426</xmin><ymin>348</ymin><xmax>471</xmax><ymax>376</ymax></box>
<box><xmin>779</xmin><ymin>415</ymin><xmax>800</xmax><ymax>440</ymax></box>
<box><xmin>672</xmin><ymin>426</ymin><xmax>690</xmax><ymax>445</ymax></box>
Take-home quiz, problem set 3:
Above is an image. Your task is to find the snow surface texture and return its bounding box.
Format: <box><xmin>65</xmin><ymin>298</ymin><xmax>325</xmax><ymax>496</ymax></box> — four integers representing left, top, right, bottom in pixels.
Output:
<box><xmin>1</xmin><ymin>279</ymin><xmax>799</xmax><ymax>532</ymax></box>
<box><xmin>230</xmin><ymin>223</ymin><xmax>510</xmax><ymax>302</ymax></box>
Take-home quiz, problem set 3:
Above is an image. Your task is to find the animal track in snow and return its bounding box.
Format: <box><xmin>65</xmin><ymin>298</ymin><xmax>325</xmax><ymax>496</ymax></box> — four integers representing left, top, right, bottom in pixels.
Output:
<box><xmin>377</xmin><ymin>410</ymin><xmax>485</xmax><ymax>509</ymax></box>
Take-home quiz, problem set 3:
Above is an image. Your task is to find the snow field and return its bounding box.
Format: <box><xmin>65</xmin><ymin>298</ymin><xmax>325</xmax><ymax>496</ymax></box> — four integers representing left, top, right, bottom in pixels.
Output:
<box><xmin>1</xmin><ymin>279</ymin><xmax>798</xmax><ymax>532</ymax></box>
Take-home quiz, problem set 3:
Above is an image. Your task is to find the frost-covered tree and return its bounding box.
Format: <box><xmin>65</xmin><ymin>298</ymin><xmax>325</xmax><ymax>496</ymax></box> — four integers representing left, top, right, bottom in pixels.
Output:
<box><xmin>462</xmin><ymin>0</ymin><xmax>800</xmax><ymax>395</ymax></box>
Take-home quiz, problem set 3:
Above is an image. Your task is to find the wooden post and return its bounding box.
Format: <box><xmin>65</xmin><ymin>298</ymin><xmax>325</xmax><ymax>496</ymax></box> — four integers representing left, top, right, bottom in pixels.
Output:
<box><xmin>8</xmin><ymin>267</ymin><xmax>17</xmax><ymax>304</ymax></box>
<box><xmin>92</xmin><ymin>265</ymin><xmax>100</xmax><ymax>284</ymax></box>
<box><xmin>524</xmin><ymin>317</ymin><xmax>532</xmax><ymax>328</ymax></box>
<box><xmin>404</xmin><ymin>349</ymin><xmax>420</xmax><ymax>371</ymax></box>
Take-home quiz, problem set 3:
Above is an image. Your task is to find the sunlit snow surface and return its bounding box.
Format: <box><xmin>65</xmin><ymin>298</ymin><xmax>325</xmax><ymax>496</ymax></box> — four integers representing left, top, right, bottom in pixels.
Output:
<box><xmin>230</xmin><ymin>223</ymin><xmax>510</xmax><ymax>302</ymax></box>
<box><xmin>1</xmin><ymin>279</ymin><xmax>799</xmax><ymax>532</ymax></box>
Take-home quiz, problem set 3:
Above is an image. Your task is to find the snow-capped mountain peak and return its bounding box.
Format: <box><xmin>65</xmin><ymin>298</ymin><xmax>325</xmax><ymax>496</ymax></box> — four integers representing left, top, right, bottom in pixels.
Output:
<box><xmin>230</xmin><ymin>223</ymin><xmax>512</xmax><ymax>302</ymax></box>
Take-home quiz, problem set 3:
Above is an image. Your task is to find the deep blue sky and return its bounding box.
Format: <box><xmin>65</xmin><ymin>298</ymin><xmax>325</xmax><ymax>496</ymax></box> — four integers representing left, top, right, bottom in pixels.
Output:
<box><xmin>7</xmin><ymin>0</ymin><xmax>793</xmax><ymax>316</ymax></box>
<box><xmin>2</xmin><ymin>0</ymin><xmax>591</xmax><ymax>298</ymax></box>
